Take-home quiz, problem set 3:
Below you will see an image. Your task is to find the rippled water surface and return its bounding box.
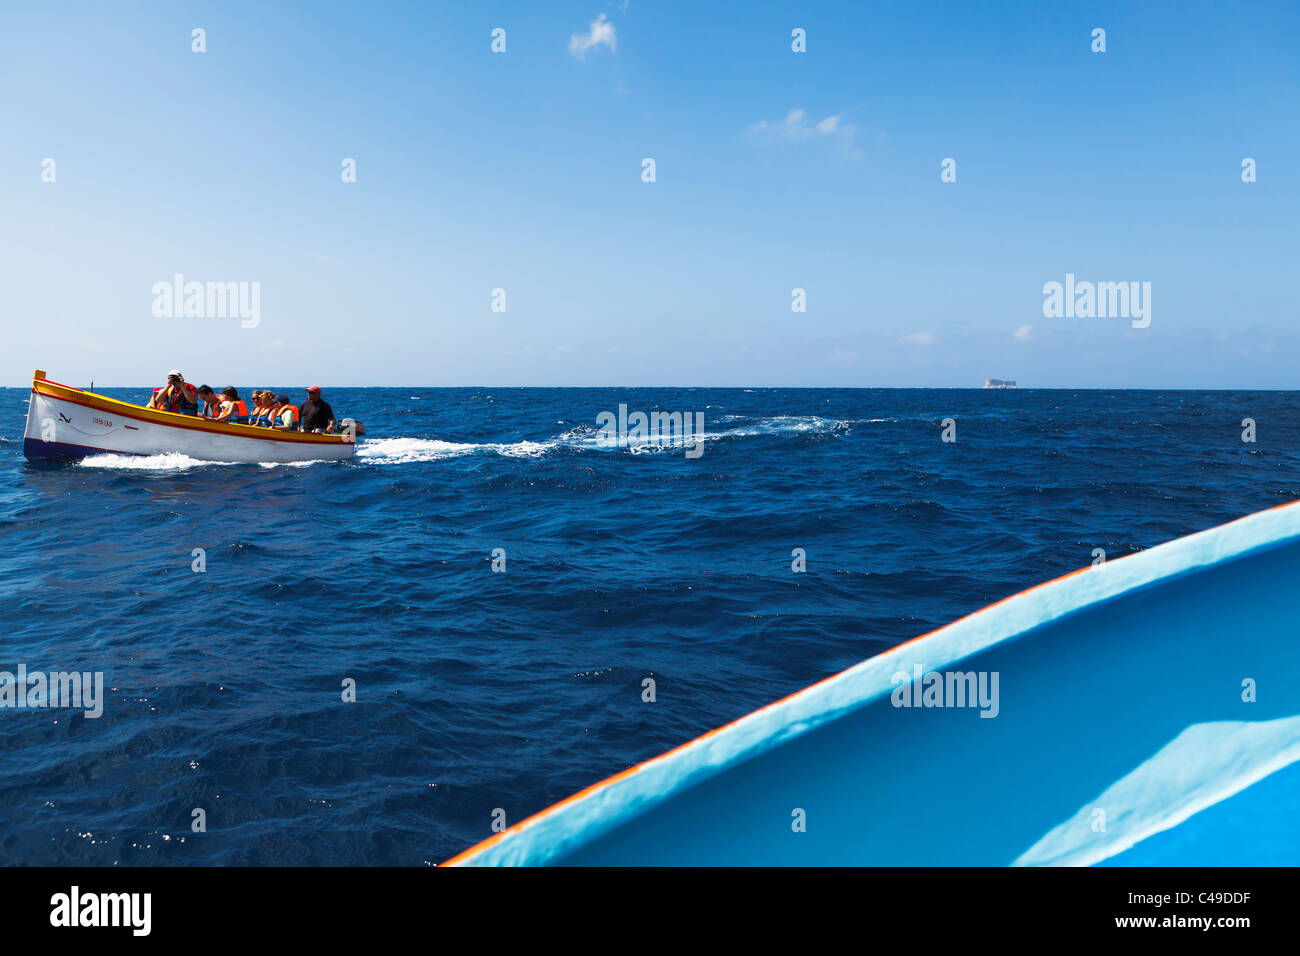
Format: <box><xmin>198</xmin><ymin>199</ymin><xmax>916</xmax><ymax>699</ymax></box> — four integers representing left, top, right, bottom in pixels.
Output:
<box><xmin>2</xmin><ymin>386</ymin><xmax>1298</xmax><ymax>864</ymax></box>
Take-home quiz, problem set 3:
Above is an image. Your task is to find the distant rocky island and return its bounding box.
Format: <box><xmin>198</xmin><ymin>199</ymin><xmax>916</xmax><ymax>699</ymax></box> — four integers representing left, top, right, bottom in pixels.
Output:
<box><xmin>984</xmin><ymin>378</ymin><xmax>1018</xmax><ymax>389</ymax></box>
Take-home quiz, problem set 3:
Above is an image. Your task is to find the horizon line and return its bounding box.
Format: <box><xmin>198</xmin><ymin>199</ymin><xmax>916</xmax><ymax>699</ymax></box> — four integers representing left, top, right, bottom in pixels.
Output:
<box><xmin>3</xmin><ymin>383</ymin><xmax>1297</xmax><ymax>392</ymax></box>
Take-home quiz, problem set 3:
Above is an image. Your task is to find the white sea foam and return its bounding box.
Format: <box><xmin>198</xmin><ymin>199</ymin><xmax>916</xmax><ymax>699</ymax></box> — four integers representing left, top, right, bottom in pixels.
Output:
<box><xmin>77</xmin><ymin>453</ymin><xmax>338</xmax><ymax>471</ymax></box>
<box><xmin>77</xmin><ymin>453</ymin><xmax>239</xmax><ymax>471</ymax></box>
<box><xmin>356</xmin><ymin>437</ymin><xmax>553</xmax><ymax>464</ymax></box>
<box><xmin>258</xmin><ymin>459</ymin><xmax>331</xmax><ymax>469</ymax></box>
<box><xmin>715</xmin><ymin>415</ymin><xmax>854</xmax><ymax>437</ymax></box>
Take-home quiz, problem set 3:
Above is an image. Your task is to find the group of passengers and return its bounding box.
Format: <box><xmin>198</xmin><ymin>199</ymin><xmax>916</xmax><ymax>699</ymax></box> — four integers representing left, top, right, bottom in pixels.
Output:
<box><xmin>148</xmin><ymin>371</ymin><xmax>337</xmax><ymax>433</ymax></box>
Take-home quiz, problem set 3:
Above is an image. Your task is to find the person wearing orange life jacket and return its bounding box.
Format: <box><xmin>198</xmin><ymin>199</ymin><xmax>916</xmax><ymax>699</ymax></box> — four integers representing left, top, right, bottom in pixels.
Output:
<box><xmin>149</xmin><ymin>371</ymin><xmax>199</xmax><ymax>415</ymax></box>
<box><xmin>256</xmin><ymin>390</ymin><xmax>277</xmax><ymax>426</ymax></box>
<box><xmin>271</xmin><ymin>394</ymin><xmax>300</xmax><ymax>431</ymax></box>
<box><xmin>213</xmin><ymin>387</ymin><xmax>249</xmax><ymax>425</ymax></box>
<box><xmin>259</xmin><ymin>394</ymin><xmax>279</xmax><ymax>423</ymax></box>
<box><xmin>195</xmin><ymin>385</ymin><xmax>221</xmax><ymax>419</ymax></box>
<box><xmin>246</xmin><ymin>390</ymin><xmax>273</xmax><ymax>427</ymax></box>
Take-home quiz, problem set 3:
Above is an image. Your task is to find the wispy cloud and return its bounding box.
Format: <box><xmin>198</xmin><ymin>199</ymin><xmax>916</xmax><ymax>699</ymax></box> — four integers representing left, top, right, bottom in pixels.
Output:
<box><xmin>1013</xmin><ymin>324</ymin><xmax>1033</xmax><ymax>341</ymax></box>
<box><xmin>569</xmin><ymin>13</ymin><xmax>617</xmax><ymax>59</ymax></box>
<box><xmin>901</xmin><ymin>332</ymin><xmax>935</xmax><ymax>347</ymax></box>
<box><xmin>748</xmin><ymin>108</ymin><xmax>859</xmax><ymax>155</ymax></box>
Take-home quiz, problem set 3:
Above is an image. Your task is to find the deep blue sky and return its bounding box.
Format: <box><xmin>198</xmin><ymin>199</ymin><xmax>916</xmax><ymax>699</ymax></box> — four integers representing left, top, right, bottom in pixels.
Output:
<box><xmin>2</xmin><ymin>1</ymin><xmax>1297</xmax><ymax>387</ymax></box>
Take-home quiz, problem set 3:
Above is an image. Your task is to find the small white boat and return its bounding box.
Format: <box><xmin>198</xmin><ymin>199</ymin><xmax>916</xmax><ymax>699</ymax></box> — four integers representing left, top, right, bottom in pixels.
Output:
<box><xmin>23</xmin><ymin>370</ymin><xmax>355</xmax><ymax>464</ymax></box>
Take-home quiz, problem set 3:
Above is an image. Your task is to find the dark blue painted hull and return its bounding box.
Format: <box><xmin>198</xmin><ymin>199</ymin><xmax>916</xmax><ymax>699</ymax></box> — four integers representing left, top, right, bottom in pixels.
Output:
<box><xmin>23</xmin><ymin>438</ymin><xmax>138</xmax><ymax>462</ymax></box>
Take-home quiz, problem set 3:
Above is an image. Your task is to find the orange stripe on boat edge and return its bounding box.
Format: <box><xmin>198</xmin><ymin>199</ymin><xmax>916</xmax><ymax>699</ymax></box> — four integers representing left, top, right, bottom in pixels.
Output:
<box><xmin>442</xmin><ymin>561</ymin><xmax>1117</xmax><ymax>865</ymax></box>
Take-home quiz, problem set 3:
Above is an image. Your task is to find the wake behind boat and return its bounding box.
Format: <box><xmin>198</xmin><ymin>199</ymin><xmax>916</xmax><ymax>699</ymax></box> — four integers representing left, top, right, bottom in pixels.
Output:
<box><xmin>23</xmin><ymin>370</ymin><xmax>355</xmax><ymax>464</ymax></box>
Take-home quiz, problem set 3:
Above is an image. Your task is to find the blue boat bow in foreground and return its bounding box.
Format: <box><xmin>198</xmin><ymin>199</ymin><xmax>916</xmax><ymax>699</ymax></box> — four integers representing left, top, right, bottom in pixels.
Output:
<box><xmin>448</xmin><ymin>500</ymin><xmax>1300</xmax><ymax>866</ymax></box>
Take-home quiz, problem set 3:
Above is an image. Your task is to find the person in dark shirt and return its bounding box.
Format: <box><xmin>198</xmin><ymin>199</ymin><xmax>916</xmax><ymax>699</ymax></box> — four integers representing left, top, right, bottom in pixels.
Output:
<box><xmin>298</xmin><ymin>386</ymin><xmax>336</xmax><ymax>433</ymax></box>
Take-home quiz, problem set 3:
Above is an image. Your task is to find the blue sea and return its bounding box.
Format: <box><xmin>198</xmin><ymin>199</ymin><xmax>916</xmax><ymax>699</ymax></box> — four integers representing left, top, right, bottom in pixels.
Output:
<box><xmin>2</xmin><ymin>387</ymin><xmax>1298</xmax><ymax>865</ymax></box>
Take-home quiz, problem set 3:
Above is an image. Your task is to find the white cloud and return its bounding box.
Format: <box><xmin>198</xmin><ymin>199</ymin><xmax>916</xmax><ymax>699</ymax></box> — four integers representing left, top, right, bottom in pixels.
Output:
<box><xmin>1013</xmin><ymin>324</ymin><xmax>1033</xmax><ymax>341</ymax></box>
<box><xmin>901</xmin><ymin>332</ymin><xmax>935</xmax><ymax>347</ymax></box>
<box><xmin>748</xmin><ymin>109</ymin><xmax>858</xmax><ymax>156</ymax></box>
<box><xmin>749</xmin><ymin>108</ymin><xmax>849</xmax><ymax>141</ymax></box>
<box><xmin>569</xmin><ymin>13</ymin><xmax>617</xmax><ymax>58</ymax></box>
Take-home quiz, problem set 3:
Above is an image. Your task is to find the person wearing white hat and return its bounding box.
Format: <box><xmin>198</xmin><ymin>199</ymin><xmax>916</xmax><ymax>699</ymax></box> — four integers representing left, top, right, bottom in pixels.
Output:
<box><xmin>149</xmin><ymin>370</ymin><xmax>199</xmax><ymax>415</ymax></box>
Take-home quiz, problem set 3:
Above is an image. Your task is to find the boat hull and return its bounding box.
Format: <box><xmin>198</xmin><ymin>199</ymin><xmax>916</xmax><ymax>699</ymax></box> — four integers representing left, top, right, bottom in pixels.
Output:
<box><xmin>23</xmin><ymin>372</ymin><xmax>355</xmax><ymax>464</ymax></box>
<box><xmin>448</xmin><ymin>500</ymin><xmax>1300</xmax><ymax>866</ymax></box>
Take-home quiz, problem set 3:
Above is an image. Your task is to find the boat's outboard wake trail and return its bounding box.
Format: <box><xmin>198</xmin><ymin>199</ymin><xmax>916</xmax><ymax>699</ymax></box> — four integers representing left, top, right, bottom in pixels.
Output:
<box><xmin>65</xmin><ymin>416</ymin><xmax>872</xmax><ymax>468</ymax></box>
<box><xmin>355</xmin><ymin>438</ymin><xmax>554</xmax><ymax>463</ymax></box>
<box><xmin>355</xmin><ymin>416</ymin><xmax>862</xmax><ymax>464</ymax></box>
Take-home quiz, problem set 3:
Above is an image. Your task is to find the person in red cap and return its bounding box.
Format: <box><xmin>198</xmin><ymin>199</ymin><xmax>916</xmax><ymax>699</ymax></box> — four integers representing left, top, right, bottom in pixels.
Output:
<box><xmin>298</xmin><ymin>386</ymin><xmax>336</xmax><ymax>433</ymax></box>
